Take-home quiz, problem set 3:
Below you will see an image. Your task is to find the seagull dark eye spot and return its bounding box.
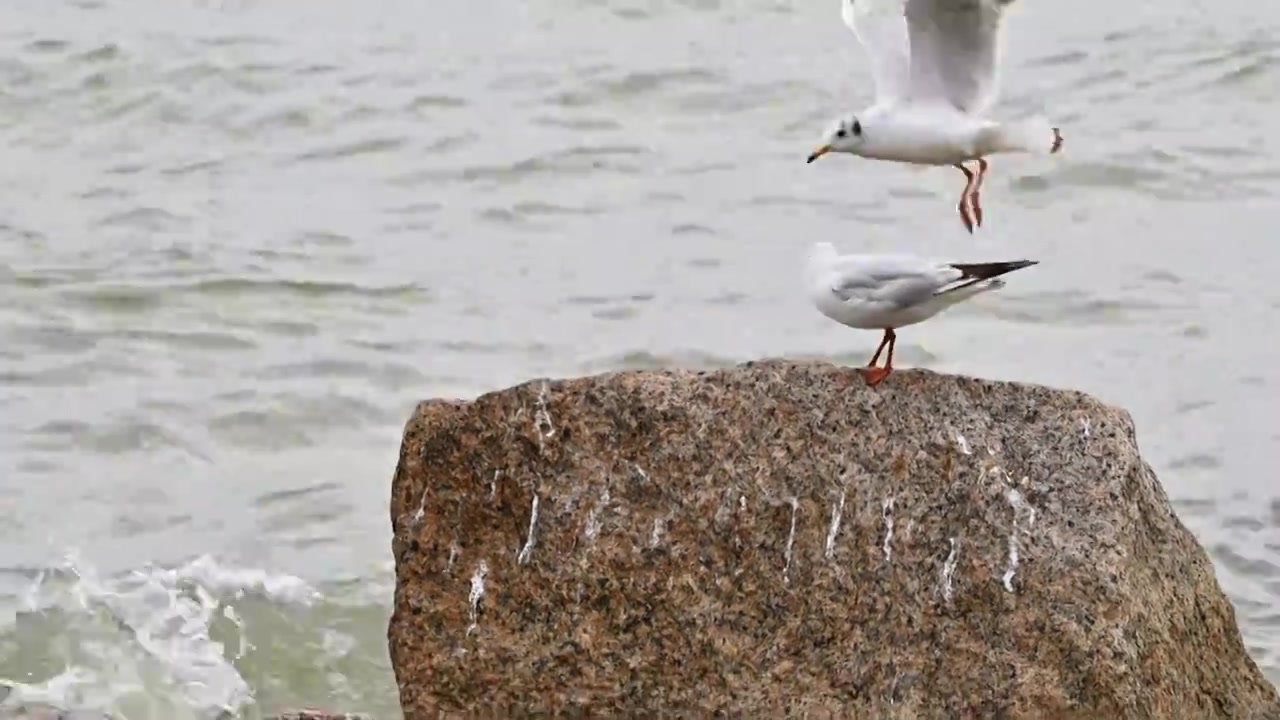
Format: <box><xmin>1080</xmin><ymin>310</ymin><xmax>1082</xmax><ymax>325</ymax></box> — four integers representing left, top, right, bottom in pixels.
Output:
<box><xmin>835</xmin><ymin>129</ymin><xmax>846</xmax><ymax>138</ymax></box>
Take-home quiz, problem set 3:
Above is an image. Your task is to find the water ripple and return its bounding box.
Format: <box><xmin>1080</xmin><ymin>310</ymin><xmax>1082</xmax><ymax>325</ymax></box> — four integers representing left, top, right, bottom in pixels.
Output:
<box><xmin>293</xmin><ymin>136</ymin><xmax>409</xmax><ymax>163</ymax></box>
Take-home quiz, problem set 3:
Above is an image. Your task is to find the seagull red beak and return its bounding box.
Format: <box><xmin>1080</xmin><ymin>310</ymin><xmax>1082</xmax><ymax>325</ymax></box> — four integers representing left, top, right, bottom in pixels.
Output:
<box><xmin>806</xmin><ymin>144</ymin><xmax>832</xmax><ymax>163</ymax></box>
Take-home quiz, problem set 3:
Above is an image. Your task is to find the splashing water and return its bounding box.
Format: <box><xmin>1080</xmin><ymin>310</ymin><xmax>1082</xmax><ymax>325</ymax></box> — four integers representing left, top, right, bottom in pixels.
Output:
<box><xmin>0</xmin><ymin>552</ymin><xmax>323</xmax><ymax>719</ymax></box>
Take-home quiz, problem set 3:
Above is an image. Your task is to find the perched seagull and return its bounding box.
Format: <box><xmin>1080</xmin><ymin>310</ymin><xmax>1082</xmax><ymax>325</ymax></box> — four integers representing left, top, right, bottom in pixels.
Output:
<box><xmin>806</xmin><ymin>0</ymin><xmax>1063</xmax><ymax>233</ymax></box>
<box><xmin>806</xmin><ymin>241</ymin><xmax>1036</xmax><ymax>386</ymax></box>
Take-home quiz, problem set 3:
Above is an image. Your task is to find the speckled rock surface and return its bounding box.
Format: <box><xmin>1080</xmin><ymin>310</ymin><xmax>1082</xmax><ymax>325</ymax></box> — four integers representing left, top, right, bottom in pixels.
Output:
<box><xmin>388</xmin><ymin>359</ymin><xmax>1280</xmax><ymax>719</ymax></box>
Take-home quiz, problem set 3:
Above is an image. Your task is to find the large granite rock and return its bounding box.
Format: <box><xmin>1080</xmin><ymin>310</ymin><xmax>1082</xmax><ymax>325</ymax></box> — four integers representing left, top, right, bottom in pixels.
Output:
<box><xmin>388</xmin><ymin>360</ymin><xmax>1280</xmax><ymax>719</ymax></box>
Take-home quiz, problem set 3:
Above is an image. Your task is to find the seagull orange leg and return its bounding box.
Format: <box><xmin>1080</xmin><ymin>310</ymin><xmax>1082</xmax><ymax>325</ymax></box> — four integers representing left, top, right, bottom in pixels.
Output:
<box><xmin>953</xmin><ymin>163</ymin><xmax>976</xmax><ymax>234</ymax></box>
<box><xmin>859</xmin><ymin>328</ymin><xmax>897</xmax><ymax>387</ymax></box>
<box><xmin>970</xmin><ymin>157</ymin><xmax>989</xmax><ymax>228</ymax></box>
<box><xmin>866</xmin><ymin>329</ymin><xmax>891</xmax><ymax>367</ymax></box>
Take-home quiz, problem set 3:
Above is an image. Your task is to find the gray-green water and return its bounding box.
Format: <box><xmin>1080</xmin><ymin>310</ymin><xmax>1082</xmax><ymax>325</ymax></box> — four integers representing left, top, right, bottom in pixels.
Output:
<box><xmin>1</xmin><ymin>0</ymin><xmax>1277</xmax><ymax>717</ymax></box>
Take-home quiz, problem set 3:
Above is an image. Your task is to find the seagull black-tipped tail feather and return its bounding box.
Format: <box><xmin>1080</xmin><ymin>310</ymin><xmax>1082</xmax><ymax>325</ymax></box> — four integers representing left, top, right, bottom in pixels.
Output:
<box><xmin>949</xmin><ymin>260</ymin><xmax>1039</xmax><ymax>281</ymax></box>
<box><xmin>935</xmin><ymin>260</ymin><xmax>1038</xmax><ymax>297</ymax></box>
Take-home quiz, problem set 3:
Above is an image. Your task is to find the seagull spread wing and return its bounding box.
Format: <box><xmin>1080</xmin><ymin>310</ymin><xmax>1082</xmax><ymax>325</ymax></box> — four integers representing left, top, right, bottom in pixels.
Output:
<box><xmin>902</xmin><ymin>0</ymin><xmax>1019</xmax><ymax>114</ymax></box>
<box><xmin>841</xmin><ymin>0</ymin><xmax>912</xmax><ymax>104</ymax></box>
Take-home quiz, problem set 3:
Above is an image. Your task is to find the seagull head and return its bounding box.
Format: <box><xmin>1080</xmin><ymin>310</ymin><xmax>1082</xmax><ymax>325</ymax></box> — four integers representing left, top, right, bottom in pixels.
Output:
<box><xmin>807</xmin><ymin>116</ymin><xmax>863</xmax><ymax>163</ymax></box>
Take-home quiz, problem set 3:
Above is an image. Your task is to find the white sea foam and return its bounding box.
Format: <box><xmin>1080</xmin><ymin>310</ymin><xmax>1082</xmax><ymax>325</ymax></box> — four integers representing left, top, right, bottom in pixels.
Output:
<box><xmin>1</xmin><ymin>551</ymin><xmax>324</xmax><ymax>719</ymax></box>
